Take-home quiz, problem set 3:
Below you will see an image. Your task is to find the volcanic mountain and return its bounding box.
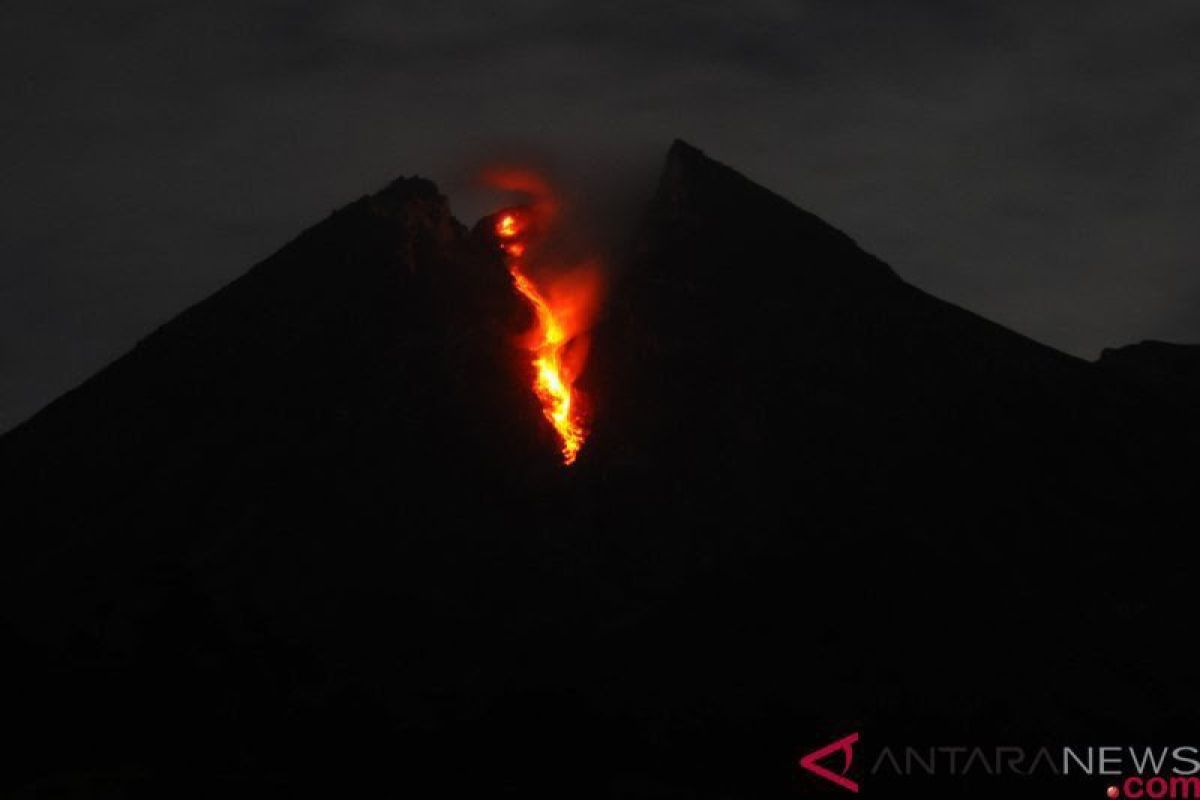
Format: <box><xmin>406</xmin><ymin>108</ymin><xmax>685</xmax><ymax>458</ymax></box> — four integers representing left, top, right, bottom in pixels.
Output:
<box><xmin>2</xmin><ymin>141</ymin><xmax>1196</xmax><ymax>798</ymax></box>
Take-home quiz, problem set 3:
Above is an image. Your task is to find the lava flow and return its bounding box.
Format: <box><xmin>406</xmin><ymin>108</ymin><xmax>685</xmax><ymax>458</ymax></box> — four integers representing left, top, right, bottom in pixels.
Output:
<box><xmin>493</xmin><ymin>205</ymin><xmax>595</xmax><ymax>465</ymax></box>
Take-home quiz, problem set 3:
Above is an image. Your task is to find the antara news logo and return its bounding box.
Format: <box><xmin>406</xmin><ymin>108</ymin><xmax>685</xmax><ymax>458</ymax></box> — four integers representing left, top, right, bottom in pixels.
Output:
<box><xmin>798</xmin><ymin>733</ymin><xmax>1200</xmax><ymax>797</ymax></box>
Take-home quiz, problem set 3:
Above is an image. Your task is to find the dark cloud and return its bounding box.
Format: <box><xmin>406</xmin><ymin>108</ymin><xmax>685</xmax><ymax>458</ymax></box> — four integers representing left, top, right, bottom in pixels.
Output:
<box><xmin>2</xmin><ymin>0</ymin><xmax>1198</xmax><ymax>430</ymax></box>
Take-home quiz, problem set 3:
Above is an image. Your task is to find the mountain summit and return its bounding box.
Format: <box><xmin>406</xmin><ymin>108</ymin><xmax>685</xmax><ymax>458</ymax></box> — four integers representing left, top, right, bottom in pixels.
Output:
<box><xmin>2</xmin><ymin>142</ymin><xmax>1196</xmax><ymax>798</ymax></box>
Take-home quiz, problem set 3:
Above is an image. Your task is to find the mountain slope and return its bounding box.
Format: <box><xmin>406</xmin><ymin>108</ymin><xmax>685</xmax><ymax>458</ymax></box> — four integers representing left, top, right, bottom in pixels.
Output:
<box><xmin>2</xmin><ymin>142</ymin><xmax>1196</xmax><ymax>799</ymax></box>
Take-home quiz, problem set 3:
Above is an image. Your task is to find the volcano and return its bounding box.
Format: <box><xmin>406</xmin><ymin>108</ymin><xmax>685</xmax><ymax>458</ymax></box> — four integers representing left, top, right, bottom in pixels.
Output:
<box><xmin>2</xmin><ymin>141</ymin><xmax>1197</xmax><ymax>798</ymax></box>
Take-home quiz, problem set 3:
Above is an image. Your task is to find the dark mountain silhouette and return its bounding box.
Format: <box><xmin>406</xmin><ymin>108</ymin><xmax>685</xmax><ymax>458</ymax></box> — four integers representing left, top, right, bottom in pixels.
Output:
<box><xmin>1098</xmin><ymin>340</ymin><xmax>1200</xmax><ymax>408</ymax></box>
<box><xmin>2</xmin><ymin>141</ymin><xmax>1196</xmax><ymax>799</ymax></box>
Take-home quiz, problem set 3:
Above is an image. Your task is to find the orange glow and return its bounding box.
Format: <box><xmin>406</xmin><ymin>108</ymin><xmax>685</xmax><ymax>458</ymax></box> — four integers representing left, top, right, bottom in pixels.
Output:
<box><xmin>486</xmin><ymin>182</ymin><xmax>599</xmax><ymax>466</ymax></box>
<box><xmin>507</xmin><ymin>259</ymin><xmax>586</xmax><ymax>464</ymax></box>
<box><xmin>497</xmin><ymin>213</ymin><xmax>520</xmax><ymax>239</ymax></box>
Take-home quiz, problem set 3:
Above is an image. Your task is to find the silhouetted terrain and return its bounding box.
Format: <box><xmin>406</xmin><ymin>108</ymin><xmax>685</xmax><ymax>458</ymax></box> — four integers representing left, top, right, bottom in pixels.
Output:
<box><xmin>1099</xmin><ymin>340</ymin><xmax>1200</xmax><ymax>408</ymax></box>
<box><xmin>2</xmin><ymin>141</ymin><xmax>1196</xmax><ymax>799</ymax></box>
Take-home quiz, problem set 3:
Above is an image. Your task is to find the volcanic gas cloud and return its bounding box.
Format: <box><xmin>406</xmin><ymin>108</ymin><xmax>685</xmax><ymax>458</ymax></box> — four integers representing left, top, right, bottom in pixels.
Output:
<box><xmin>485</xmin><ymin>169</ymin><xmax>601</xmax><ymax>466</ymax></box>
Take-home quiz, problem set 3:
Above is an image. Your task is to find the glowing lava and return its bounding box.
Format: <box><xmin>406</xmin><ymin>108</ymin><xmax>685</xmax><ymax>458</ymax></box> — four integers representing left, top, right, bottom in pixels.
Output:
<box><xmin>494</xmin><ymin>209</ymin><xmax>591</xmax><ymax>465</ymax></box>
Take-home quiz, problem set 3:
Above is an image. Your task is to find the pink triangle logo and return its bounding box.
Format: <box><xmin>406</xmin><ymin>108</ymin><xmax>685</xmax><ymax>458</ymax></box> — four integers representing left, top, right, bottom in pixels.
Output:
<box><xmin>799</xmin><ymin>732</ymin><xmax>860</xmax><ymax>793</ymax></box>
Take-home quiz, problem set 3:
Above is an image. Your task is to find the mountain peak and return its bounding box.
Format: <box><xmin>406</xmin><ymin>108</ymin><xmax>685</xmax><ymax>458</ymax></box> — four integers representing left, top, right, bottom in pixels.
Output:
<box><xmin>363</xmin><ymin>175</ymin><xmax>463</xmax><ymax>245</ymax></box>
<box><xmin>664</xmin><ymin>137</ymin><xmax>706</xmax><ymax>166</ymax></box>
<box><xmin>641</xmin><ymin>139</ymin><xmax>898</xmax><ymax>292</ymax></box>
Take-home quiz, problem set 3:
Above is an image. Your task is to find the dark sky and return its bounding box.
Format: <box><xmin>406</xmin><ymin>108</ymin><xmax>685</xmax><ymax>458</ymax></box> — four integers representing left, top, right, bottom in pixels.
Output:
<box><xmin>3</xmin><ymin>1</ymin><xmax>1198</xmax><ymax>432</ymax></box>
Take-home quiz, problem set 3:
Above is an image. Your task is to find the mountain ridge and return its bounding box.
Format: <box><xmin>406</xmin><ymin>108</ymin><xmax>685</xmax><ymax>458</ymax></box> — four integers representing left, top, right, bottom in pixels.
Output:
<box><xmin>2</xmin><ymin>140</ymin><xmax>1197</xmax><ymax>799</ymax></box>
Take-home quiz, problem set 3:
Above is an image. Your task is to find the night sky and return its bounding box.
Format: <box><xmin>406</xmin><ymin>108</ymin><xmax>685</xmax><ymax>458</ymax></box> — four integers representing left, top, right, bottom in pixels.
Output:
<box><xmin>3</xmin><ymin>1</ymin><xmax>1198</xmax><ymax>432</ymax></box>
